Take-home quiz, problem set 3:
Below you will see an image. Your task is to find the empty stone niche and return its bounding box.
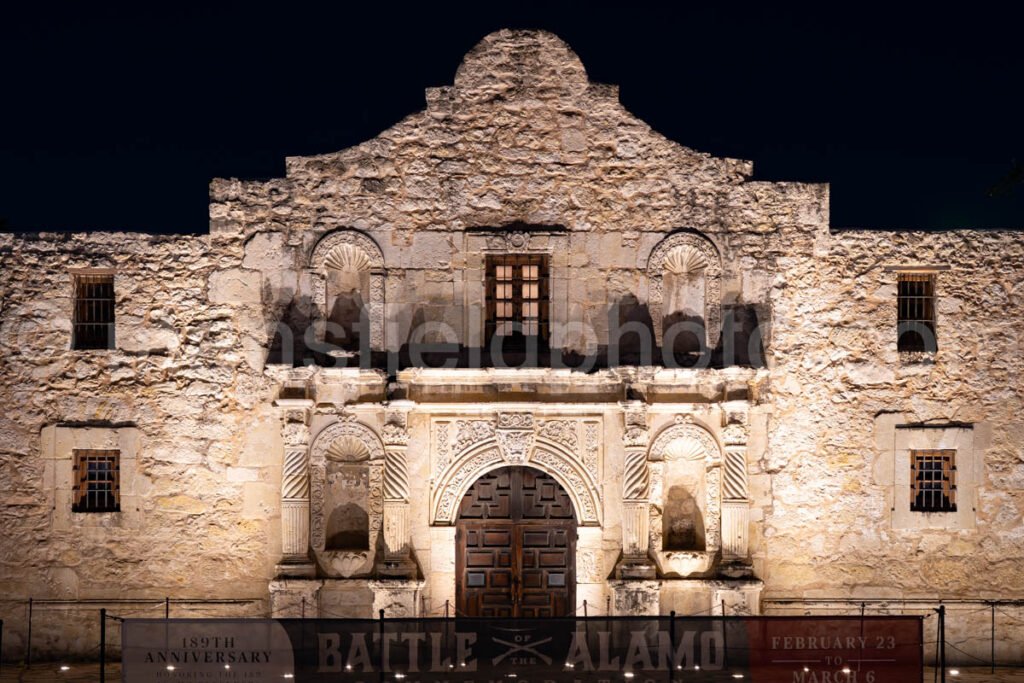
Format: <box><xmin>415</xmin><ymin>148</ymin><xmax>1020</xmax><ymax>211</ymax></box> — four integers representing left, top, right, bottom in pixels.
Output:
<box><xmin>324</xmin><ymin>246</ymin><xmax>370</xmax><ymax>353</ymax></box>
<box><xmin>321</xmin><ymin>434</ymin><xmax>376</xmax><ymax>577</ymax></box>
<box><xmin>649</xmin><ymin>422</ymin><xmax>719</xmax><ymax>578</ymax></box>
<box><xmin>648</xmin><ymin>232</ymin><xmax>722</xmax><ymax>359</ymax></box>
<box><xmin>662</xmin><ymin>448</ymin><xmax>707</xmax><ymax>552</ymax></box>
<box><xmin>309</xmin><ymin>230</ymin><xmax>386</xmax><ymax>358</ymax></box>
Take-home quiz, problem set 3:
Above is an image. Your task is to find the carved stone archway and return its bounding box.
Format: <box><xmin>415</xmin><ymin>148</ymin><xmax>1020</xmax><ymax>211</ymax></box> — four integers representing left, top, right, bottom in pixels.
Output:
<box><xmin>646</xmin><ymin>418</ymin><xmax>723</xmax><ymax>577</ymax></box>
<box><xmin>430</xmin><ymin>415</ymin><xmax>602</xmax><ymax>527</ymax></box>
<box><xmin>309</xmin><ymin>229</ymin><xmax>386</xmax><ymax>351</ymax></box>
<box><xmin>647</xmin><ymin>231</ymin><xmax>722</xmax><ymax>350</ymax></box>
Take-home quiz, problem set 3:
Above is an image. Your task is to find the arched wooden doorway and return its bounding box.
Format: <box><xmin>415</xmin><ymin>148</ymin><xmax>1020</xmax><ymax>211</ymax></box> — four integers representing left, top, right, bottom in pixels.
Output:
<box><xmin>456</xmin><ymin>466</ymin><xmax>576</xmax><ymax>617</ymax></box>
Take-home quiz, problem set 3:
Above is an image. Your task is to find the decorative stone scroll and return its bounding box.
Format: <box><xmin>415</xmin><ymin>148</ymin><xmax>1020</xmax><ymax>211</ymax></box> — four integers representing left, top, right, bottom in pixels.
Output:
<box><xmin>308</xmin><ymin>229</ymin><xmax>386</xmax><ymax>351</ymax></box>
<box><xmin>647</xmin><ymin>231</ymin><xmax>722</xmax><ymax>349</ymax></box>
<box><xmin>495</xmin><ymin>412</ymin><xmax>535</xmax><ymax>464</ymax></box>
<box><xmin>380</xmin><ymin>407</ymin><xmax>416</xmax><ymax>577</ymax></box>
<box><xmin>720</xmin><ymin>417</ymin><xmax>750</xmax><ymax>565</ymax></box>
<box><xmin>430</xmin><ymin>414</ymin><xmax>602</xmax><ymax>526</ymax></box>
<box><xmin>618</xmin><ymin>404</ymin><xmax>653</xmax><ymax>578</ymax></box>
<box><xmin>277</xmin><ymin>402</ymin><xmax>314</xmax><ymax>577</ymax></box>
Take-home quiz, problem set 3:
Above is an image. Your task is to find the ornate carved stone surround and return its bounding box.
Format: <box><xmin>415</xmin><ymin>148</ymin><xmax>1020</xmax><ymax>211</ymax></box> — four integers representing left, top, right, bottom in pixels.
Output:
<box><xmin>307</xmin><ymin>415</ymin><xmax>386</xmax><ymax>578</ymax></box>
<box><xmin>309</xmin><ymin>229</ymin><xmax>386</xmax><ymax>351</ymax></box>
<box><xmin>645</xmin><ymin>412</ymin><xmax>750</xmax><ymax>577</ymax></box>
<box><xmin>647</xmin><ymin>231</ymin><xmax>723</xmax><ymax>350</ymax></box>
<box><xmin>429</xmin><ymin>412</ymin><xmax>603</xmax><ymax>526</ymax></box>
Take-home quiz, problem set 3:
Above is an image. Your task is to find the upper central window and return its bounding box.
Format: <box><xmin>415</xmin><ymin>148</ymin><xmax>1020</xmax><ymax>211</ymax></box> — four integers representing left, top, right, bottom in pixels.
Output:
<box><xmin>486</xmin><ymin>254</ymin><xmax>549</xmax><ymax>347</ymax></box>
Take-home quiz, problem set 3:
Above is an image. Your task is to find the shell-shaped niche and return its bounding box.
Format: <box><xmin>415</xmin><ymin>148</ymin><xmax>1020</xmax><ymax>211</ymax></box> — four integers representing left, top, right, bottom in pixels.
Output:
<box><xmin>323</xmin><ymin>244</ymin><xmax>373</xmax><ymax>272</ymax></box>
<box><xmin>662</xmin><ymin>245</ymin><xmax>708</xmax><ymax>276</ymax></box>
<box><xmin>325</xmin><ymin>435</ymin><xmax>372</xmax><ymax>462</ymax></box>
<box><xmin>663</xmin><ymin>437</ymin><xmax>707</xmax><ymax>462</ymax></box>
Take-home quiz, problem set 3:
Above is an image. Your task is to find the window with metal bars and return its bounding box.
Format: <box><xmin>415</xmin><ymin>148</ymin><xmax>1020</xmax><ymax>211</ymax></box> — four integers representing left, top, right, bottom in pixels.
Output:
<box><xmin>897</xmin><ymin>272</ymin><xmax>936</xmax><ymax>353</ymax></box>
<box><xmin>910</xmin><ymin>449</ymin><xmax>956</xmax><ymax>512</ymax></box>
<box><xmin>72</xmin><ymin>449</ymin><xmax>120</xmax><ymax>513</ymax></box>
<box><xmin>72</xmin><ymin>272</ymin><xmax>115</xmax><ymax>350</ymax></box>
<box><xmin>485</xmin><ymin>254</ymin><xmax>549</xmax><ymax>347</ymax></box>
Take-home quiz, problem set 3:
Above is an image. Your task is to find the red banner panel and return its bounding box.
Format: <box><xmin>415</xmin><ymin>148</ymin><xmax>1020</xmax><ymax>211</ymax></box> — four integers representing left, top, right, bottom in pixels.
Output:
<box><xmin>746</xmin><ymin>616</ymin><xmax>923</xmax><ymax>683</ymax></box>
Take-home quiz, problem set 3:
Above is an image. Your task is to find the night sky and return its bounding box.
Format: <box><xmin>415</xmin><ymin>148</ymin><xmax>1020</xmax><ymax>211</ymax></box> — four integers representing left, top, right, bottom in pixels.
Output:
<box><xmin>1</xmin><ymin>3</ymin><xmax>1022</xmax><ymax>234</ymax></box>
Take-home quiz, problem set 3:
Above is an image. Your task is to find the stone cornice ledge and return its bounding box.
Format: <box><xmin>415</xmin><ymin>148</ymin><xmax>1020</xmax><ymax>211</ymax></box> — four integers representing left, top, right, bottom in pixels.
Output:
<box><xmin>397</xmin><ymin>367</ymin><xmax>767</xmax><ymax>404</ymax></box>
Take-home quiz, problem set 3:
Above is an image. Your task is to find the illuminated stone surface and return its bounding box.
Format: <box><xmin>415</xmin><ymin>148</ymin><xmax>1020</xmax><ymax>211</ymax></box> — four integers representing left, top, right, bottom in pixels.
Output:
<box><xmin>0</xmin><ymin>29</ymin><xmax>1022</xmax><ymax>664</ymax></box>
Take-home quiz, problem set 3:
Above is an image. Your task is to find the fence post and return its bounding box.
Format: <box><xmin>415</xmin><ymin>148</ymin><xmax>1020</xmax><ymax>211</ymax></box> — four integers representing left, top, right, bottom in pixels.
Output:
<box><xmin>990</xmin><ymin>602</ymin><xmax>996</xmax><ymax>674</ymax></box>
<box><xmin>938</xmin><ymin>605</ymin><xmax>946</xmax><ymax>683</ymax></box>
<box><xmin>720</xmin><ymin>600</ymin><xmax>729</xmax><ymax>671</ymax></box>
<box><xmin>25</xmin><ymin>597</ymin><xmax>32</xmax><ymax>668</ymax></box>
<box><xmin>378</xmin><ymin>609</ymin><xmax>385</xmax><ymax>677</ymax></box>
<box><xmin>444</xmin><ymin>599</ymin><xmax>449</xmax><ymax>620</ymax></box>
<box><xmin>1</xmin><ymin>617</ymin><xmax>4</xmax><ymax>677</ymax></box>
<box><xmin>165</xmin><ymin>597</ymin><xmax>170</xmax><ymax>620</ymax></box>
<box><xmin>583</xmin><ymin>600</ymin><xmax>588</xmax><ymax>619</ymax></box>
<box><xmin>100</xmin><ymin>608</ymin><xmax>106</xmax><ymax>683</ymax></box>
<box><xmin>668</xmin><ymin>611</ymin><xmax>676</xmax><ymax>682</ymax></box>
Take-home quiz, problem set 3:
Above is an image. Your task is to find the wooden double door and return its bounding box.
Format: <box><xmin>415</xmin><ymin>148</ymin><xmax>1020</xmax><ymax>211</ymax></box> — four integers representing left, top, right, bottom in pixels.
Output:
<box><xmin>456</xmin><ymin>466</ymin><xmax>576</xmax><ymax>618</ymax></box>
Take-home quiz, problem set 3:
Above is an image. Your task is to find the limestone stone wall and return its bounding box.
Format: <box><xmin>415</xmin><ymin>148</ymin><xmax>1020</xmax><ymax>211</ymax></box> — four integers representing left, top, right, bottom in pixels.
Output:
<box><xmin>758</xmin><ymin>227</ymin><xmax>1024</xmax><ymax>662</ymax></box>
<box><xmin>0</xmin><ymin>232</ymin><xmax>281</xmax><ymax>659</ymax></box>
<box><xmin>0</xmin><ymin>28</ymin><xmax>1022</xmax><ymax>667</ymax></box>
<box><xmin>208</xmin><ymin>30</ymin><xmax>827</xmax><ymax>361</ymax></box>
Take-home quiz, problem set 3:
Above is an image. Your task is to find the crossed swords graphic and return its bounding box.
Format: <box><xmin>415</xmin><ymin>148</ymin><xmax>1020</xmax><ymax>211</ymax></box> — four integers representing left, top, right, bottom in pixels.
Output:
<box><xmin>491</xmin><ymin>636</ymin><xmax>553</xmax><ymax>665</ymax></box>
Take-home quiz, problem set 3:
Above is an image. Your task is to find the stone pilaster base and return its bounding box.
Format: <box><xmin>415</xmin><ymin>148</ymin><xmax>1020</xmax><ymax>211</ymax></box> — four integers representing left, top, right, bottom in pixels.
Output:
<box><xmin>269</xmin><ymin>579</ymin><xmax>323</xmax><ymax>617</ymax></box>
<box><xmin>659</xmin><ymin>578</ymin><xmax>764</xmax><ymax>616</ymax></box>
<box><xmin>609</xmin><ymin>579</ymin><xmax>661</xmax><ymax>616</ymax></box>
<box><xmin>615</xmin><ymin>557</ymin><xmax>657</xmax><ymax>579</ymax></box>
<box><xmin>276</xmin><ymin>559</ymin><xmax>316</xmax><ymax>578</ymax></box>
<box><xmin>369</xmin><ymin>579</ymin><xmax>425</xmax><ymax>618</ymax></box>
<box><xmin>377</xmin><ymin>556</ymin><xmax>419</xmax><ymax>579</ymax></box>
<box><xmin>711</xmin><ymin>580</ymin><xmax>763</xmax><ymax>616</ymax></box>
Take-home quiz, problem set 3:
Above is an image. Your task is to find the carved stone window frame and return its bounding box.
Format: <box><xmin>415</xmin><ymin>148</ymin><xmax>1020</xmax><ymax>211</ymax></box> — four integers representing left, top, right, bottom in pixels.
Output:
<box><xmin>647</xmin><ymin>231</ymin><xmax>723</xmax><ymax>350</ymax></box>
<box><xmin>465</xmin><ymin>226</ymin><xmax>568</xmax><ymax>349</ymax></box>
<box><xmin>309</xmin><ymin>230</ymin><xmax>387</xmax><ymax>351</ymax></box>
<box><xmin>42</xmin><ymin>424</ymin><xmax>141</xmax><ymax>530</ymax></box>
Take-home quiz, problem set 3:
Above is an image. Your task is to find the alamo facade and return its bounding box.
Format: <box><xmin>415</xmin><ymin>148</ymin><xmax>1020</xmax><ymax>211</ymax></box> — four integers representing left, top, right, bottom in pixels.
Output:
<box><xmin>1</xmin><ymin>30</ymin><xmax>1022</xmax><ymax>663</ymax></box>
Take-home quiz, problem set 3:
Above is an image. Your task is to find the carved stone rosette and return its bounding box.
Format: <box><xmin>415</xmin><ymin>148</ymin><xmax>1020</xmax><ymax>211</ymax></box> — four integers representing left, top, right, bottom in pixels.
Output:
<box><xmin>380</xmin><ymin>407</ymin><xmax>416</xmax><ymax>578</ymax></box>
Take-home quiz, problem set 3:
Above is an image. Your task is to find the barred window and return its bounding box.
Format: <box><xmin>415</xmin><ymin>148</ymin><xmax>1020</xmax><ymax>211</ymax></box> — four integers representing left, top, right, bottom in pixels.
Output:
<box><xmin>485</xmin><ymin>254</ymin><xmax>549</xmax><ymax>345</ymax></box>
<box><xmin>72</xmin><ymin>272</ymin><xmax>115</xmax><ymax>350</ymax></box>
<box><xmin>72</xmin><ymin>449</ymin><xmax>120</xmax><ymax>513</ymax></box>
<box><xmin>897</xmin><ymin>272</ymin><xmax>936</xmax><ymax>353</ymax></box>
<box><xmin>910</xmin><ymin>449</ymin><xmax>956</xmax><ymax>512</ymax></box>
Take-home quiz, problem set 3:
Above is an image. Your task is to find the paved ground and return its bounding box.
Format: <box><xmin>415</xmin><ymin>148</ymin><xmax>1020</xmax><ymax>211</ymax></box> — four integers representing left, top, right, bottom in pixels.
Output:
<box><xmin>2</xmin><ymin>666</ymin><xmax>1024</xmax><ymax>681</ymax></box>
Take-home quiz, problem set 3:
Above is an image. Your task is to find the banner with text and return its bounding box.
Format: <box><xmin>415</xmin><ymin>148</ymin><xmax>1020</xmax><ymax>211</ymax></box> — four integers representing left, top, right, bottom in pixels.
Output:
<box><xmin>122</xmin><ymin>615</ymin><xmax>922</xmax><ymax>682</ymax></box>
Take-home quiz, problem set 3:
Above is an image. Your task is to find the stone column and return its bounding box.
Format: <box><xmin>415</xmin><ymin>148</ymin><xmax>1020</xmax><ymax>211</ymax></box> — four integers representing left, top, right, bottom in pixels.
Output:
<box><xmin>379</xmin><ymin>405</ymin><xmax>417</xmax><ymax>578</ymax></box>
<box><xmin>617</xmin><ymin>403</ymin><xmax>656</xmax><ymax>580</ymax></box>
<box><xmin>276</xmin><ymin>399</ymin><xmax>316</xmax><ymax>578</ymax></box>
<box><xmin>720</xmin><ymin>419</ymin><xmax>752</xmax><ymax>575</ymax></box>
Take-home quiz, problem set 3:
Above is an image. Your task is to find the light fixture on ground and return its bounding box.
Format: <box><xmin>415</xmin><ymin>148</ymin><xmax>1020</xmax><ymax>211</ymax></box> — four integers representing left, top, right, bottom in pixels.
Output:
<box><xmin>166</xmin><ymin>665</ymin><xmax>175</xmax><ymax>671</ymax></box>
<box><xmin>950</xmin><ymin>671</ymin><xmax>960</xmax><ymax>677</ymax></box>
<box><xmin>59</xmin><ymin>665</ymin><xmax>70</xmax><ymax>672</ymax></box>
